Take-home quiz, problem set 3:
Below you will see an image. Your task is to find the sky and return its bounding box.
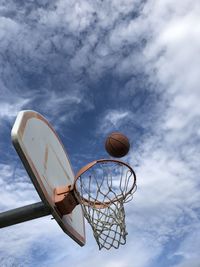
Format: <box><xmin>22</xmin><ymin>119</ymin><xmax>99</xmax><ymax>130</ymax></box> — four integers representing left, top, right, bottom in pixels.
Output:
<box><xmin>0</xmin><ymin>0</ymin><xmax>200</xmax><ymax>266</ymax></box>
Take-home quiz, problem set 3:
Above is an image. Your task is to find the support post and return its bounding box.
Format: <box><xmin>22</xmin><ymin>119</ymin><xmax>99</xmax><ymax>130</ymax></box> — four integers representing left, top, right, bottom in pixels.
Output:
<box><xmin>0</xmin><ymin>202</ymin><xmax>51</xmax><ymax>228</ymax></box>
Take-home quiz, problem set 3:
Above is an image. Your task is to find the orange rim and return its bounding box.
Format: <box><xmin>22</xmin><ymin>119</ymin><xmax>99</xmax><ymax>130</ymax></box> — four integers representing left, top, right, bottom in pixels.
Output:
<box><xmin>74</xmin><ymin>159</ymin><xmax>136</xmax><ymax>208</ymax></box>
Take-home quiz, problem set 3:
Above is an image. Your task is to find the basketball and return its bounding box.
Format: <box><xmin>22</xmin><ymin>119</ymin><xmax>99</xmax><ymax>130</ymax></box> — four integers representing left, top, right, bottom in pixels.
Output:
<box><xmin>105</xmin><ymin>132</ymin><xmax>130</xmax><ymax>158</ymax></box>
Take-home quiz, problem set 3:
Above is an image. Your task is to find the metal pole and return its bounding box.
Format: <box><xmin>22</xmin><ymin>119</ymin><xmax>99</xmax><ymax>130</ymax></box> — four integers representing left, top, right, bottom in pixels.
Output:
<box><xmin>0</xmin><ymin>202</ymin><xmax>51</xmax><ymax>228</ymax></box>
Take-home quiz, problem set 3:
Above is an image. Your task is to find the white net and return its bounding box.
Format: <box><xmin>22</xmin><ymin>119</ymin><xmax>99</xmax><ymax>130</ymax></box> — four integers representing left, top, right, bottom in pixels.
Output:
<box><xmin>75</xmin><ymin>160</ymin><xmax>136</xmax><ymax>250</ymax></box>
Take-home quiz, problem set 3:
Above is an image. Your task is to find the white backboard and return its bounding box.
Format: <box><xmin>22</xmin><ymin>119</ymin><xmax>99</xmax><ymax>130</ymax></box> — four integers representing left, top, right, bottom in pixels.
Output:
<box><xmin>11</xmin><ymin>110</ymin><xmax>85</xmax><ymax>246</ymax></box>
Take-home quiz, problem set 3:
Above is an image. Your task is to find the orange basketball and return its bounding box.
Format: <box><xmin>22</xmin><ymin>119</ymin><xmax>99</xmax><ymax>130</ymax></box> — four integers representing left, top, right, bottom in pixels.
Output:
<box><xmin>105</xmin><ymin>132</ymin><xmax>130</xmax><ymax>158</ymax></box>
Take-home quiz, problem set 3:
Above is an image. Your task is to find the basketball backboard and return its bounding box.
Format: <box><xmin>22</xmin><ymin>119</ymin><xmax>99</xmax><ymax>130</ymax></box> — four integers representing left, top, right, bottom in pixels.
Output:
<box><xmin>11</xmin><ymin>110</ymin><xmax>85</xmax><ymax>246</ymax></box>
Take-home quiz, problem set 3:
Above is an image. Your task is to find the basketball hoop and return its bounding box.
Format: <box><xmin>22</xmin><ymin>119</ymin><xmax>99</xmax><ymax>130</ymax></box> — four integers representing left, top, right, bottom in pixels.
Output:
<box><xmin>74</xmin><ymin>159</ymin><xmax>137</xmax><ymax>250</ymax></box>
<box><xmin>0</xmin><ymin>111</ymin><xmax>137</xmax><ymax>251</ymax></box>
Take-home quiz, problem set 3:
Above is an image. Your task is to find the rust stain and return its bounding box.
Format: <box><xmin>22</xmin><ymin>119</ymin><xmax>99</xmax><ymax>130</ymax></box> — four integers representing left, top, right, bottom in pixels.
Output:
<box><xmin>48</xmin><ymin>143</ymin><xmax>72</xmax><ymax>183</ymax></box>
<box><xmin>44</xmin><ymin>145</ymin><xmax>48</xmax><ymax>171</ymax></box>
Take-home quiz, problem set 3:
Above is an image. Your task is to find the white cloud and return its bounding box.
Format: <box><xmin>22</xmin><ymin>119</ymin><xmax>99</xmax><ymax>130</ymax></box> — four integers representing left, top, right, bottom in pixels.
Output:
<box><xmin>174</xmin><ymin>260</ymin><xmax>200</xmax><ymax>267</ymax></box>
<box><xmin>99</xmin><ymin>110</ymin><xmax>131</xmax><ymax>133</ymax></box>
<box><xmin>0</xmin><ymin>99</ymin><xmax>29</xmax><ymax>121</ymax></box>
<box><xmin>0</xmin><ymin>215</ymin><xmax>73</xmax><ymax>266</ymax></box>
<box><xmin>0</xmin><ymin>163</ymin><xmax>39</xmax><ymax>210</ymax></box>
<box><xmin>143</xmin><ymin>1</ymin><xmax>200</xmax><ymax>139</ymax></box>
<box><xmin>173</xmin><ymin>229</ymin><xmax>200</xmax><ymax>267</ymax></box>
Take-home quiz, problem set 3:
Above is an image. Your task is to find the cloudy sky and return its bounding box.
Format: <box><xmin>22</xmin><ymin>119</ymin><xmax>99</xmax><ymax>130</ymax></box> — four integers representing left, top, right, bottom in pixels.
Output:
<box><xmin>0</xmin><ymin>0</ymin><xmax>200</xmax><ymax>266</ymax></box>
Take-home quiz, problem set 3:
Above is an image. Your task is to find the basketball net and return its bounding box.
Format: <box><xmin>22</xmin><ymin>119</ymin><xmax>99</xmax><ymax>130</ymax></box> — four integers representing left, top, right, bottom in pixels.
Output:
<box><xmin>75</xmin><ymin>159</ymin><xmax>137</xmax><ymax>250</ymax></box>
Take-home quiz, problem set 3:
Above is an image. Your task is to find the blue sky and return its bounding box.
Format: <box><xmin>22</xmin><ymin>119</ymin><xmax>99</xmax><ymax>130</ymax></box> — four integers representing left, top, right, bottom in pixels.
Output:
<box><xmin>0</xmin><ymin>0</ymin><xmax>200</xmax><ymax>266</ymax></box>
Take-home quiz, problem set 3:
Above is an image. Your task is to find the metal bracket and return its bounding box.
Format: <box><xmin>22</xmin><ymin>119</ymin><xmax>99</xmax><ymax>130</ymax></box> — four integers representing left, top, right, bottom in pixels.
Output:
<box><xmin>54</xmin><ymin>185</ymin><xmax>79</xmax><ymax>216</ymax></box>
